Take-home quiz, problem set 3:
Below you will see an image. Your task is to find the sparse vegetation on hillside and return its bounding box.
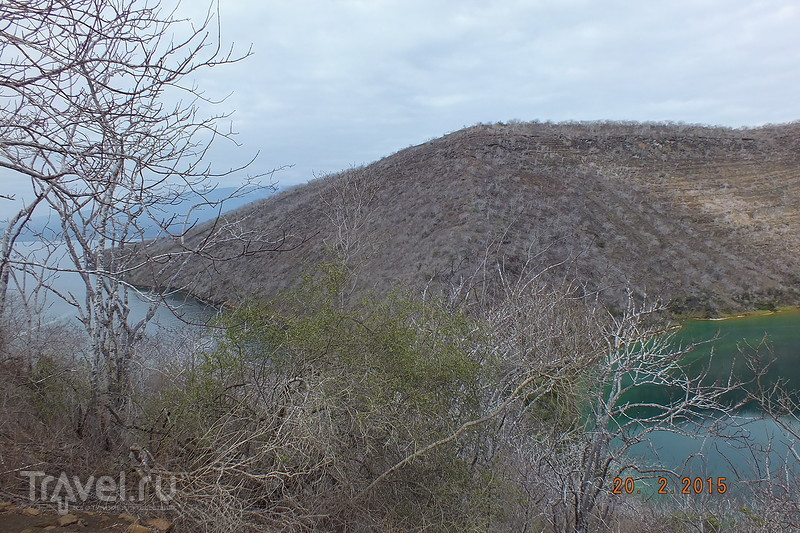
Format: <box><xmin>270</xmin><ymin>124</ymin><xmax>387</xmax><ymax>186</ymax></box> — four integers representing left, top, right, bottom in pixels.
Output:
<box><xmin>127</xmin><ymin>120</ymin><xmax>800</xmax><ymax>317</ymax></box>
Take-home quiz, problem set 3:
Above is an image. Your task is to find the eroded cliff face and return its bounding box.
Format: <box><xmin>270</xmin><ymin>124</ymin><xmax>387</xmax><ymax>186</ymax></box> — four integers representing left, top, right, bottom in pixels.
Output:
<box><xmin>126</xmin><ymin>121</ymin><xmax>800</xmax><ymax>315</ymax></box>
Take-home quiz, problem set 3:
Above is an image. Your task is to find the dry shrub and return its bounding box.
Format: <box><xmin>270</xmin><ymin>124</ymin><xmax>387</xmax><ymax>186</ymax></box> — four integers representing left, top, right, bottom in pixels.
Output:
<box><xmin>141</xmin><ymin>264</ymin><xmax>502</xmax><ymax>532</ymax></box>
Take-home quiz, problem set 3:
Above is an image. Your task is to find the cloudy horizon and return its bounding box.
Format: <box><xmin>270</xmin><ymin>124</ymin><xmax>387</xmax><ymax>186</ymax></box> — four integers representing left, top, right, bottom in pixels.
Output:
<box><xmin>172</xmin><ymin>0</ymin><xmax>799</xmax><ymax>190</ymax></box>
<box><xmin>2</xmin><ymin>0</ymin><xmax>799</xmax><ymax>209</ymax></box>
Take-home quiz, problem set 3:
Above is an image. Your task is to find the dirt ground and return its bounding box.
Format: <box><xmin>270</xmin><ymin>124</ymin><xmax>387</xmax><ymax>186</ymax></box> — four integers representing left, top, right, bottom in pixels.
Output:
<box><xmin>0</xmin><ymin>502</ymin><xmax>174</xmax><ymax>532</ymax></box>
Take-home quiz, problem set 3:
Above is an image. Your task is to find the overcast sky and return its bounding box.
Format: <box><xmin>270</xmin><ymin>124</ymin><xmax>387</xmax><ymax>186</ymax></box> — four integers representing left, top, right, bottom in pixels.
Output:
<box><xmin>2</xmin><ymin>0</ymin><xmax>798</xmax><ymax>210</ymax></box>
<box><xmin>172</xmin><ymin>0</ymin><xmax>800</xmax><ymax>189</ymax></box>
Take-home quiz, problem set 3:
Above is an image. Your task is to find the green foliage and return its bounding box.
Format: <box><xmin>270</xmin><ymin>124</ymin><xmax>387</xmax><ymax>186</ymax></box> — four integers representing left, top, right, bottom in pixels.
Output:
<box><xmin>30</xmin><ymin>355</ymin><xmax>87</xmax><ymax>427</ymax></box>
<box><xmin>739</xmin><ymin>506</ymin><xmax>765</xmax><ymax>527</ymax></box>
<box><xmin>213</xmin><ymin>262</ymin><xmax>485</xmax><ymax>420</ymax></box>
<box><xmin>733</xmin><ymin>286</ymin><xmax>790</xmax><ymax>313</ymax></box>
<box><xmin>668</xmin><ymin>510</ymin><xmax>738</xmax><ymax>533</ymax></box>
<box><xmin>669</xmin><ymin>289</ymin><xmax>721</xmax><ymax>318</ymax></box>
<box><xmin>151</xmin><ymin>261</ymin><xmax>502</xmax><ymax>530</ymax></box>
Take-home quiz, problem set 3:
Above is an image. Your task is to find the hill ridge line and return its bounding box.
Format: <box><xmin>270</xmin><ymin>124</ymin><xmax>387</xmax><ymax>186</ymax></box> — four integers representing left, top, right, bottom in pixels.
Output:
<box><xmin>127</xmin><ymin>120</ymin><xmax>800</xmax><ymax>316</ymax></box>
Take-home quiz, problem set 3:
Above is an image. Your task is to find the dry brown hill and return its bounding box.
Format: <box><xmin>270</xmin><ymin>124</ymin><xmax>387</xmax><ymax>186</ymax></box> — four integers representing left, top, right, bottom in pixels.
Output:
<box><xmin>128</xmin><ymin>120</ymin><xmax>800</xmax><ymax>316</ymax></box>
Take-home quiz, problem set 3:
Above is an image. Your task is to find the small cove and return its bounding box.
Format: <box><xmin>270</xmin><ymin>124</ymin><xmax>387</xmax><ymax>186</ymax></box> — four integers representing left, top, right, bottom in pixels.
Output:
<box><xmin>5</xmin><ymin>241</ymin><xmax>218</xmax><ymax>333</ymax></box>
<box><xmin>622</xmin><ymin>309</ymin><xmax>800</xmax><ymax>499</ymax></box>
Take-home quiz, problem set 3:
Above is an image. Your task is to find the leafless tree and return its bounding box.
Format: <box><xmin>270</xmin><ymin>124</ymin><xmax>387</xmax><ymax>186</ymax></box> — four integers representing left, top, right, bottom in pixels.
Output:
<box><xmin>0</xmin><ymin>0</ymin><xmax>290</xmax><ymax>435</ymax></box>
<box><xmin>739</xmin><ymin>352</ymin><xmax>800</xmax><ymax>531</ymax></box>
<box><xmin>396</xmin><ymin>253</ymin><xmax>750</xmax><ymax>533</ymax></box>
<box><xmin>315</xmin><ymin>165</ymin><xmax>383</xmax><ymax>305</ymax></box>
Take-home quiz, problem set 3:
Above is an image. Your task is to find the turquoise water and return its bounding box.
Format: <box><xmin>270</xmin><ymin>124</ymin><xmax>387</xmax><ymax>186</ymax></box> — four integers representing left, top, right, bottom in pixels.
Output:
<box><xmin>622</xmin><ymin>310</ymin><xmax>800</xmax><ymax>499</ymax></box>
<box><xmin>677</xmin><ymin>311</ymin><xmax>800</xmax><ymax>402</ymax></box>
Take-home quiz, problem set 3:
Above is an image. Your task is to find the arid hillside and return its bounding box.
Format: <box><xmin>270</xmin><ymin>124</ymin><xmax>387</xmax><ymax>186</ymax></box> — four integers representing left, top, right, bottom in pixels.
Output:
<box><xmin>128</xmin><ymin>120</ymin><xmax>800</xmax><ymax>315</ymax></box>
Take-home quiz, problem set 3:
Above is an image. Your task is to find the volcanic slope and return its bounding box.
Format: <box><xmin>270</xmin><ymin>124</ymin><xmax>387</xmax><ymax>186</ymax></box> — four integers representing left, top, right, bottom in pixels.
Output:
<box><xmin>130</xmin><ymin>121</ymin><xmax>800</xmax><ymax>315</ymax></box>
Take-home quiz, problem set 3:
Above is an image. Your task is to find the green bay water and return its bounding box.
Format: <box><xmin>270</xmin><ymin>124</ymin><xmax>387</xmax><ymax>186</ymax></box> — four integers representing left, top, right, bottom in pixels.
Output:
<box><xmin>622</xmin><ymin>310</ymin><xmax>800</xmax><ymax>498</ymax></box>
<box><xmin>679</xmin><ymin>310</ymin><xmax>800</xmax><ymax>397</ymax></box>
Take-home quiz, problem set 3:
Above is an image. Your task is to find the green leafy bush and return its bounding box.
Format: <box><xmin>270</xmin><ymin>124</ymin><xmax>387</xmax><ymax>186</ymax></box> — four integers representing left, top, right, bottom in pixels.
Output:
<box><xmin>153</xmin><ymin>262</ymin><xmax>504</xmax><ymax>531</ymax></box>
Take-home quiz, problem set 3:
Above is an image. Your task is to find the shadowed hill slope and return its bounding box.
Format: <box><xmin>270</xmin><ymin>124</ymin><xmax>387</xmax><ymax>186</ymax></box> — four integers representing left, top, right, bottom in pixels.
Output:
<box><xmin>128</xmin><ymin>120</ymin><xmax>800</xmax><ymax>315</ymax></box>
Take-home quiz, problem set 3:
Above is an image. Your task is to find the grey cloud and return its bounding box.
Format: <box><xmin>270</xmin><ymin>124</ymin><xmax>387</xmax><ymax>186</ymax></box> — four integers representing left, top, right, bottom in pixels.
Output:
<box><xmin>174</xmin><ymin>0</ymin><xmax>800</xmax><ymax>187</ymax></box>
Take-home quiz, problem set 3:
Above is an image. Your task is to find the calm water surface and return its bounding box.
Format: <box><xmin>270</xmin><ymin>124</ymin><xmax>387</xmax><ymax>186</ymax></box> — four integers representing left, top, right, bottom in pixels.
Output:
<box><xmin>6</xmin><ymin>241</ymin><xmax>217</xmax><ymax>332</ymax></box>
<box><xmin>624</xmin><ymin>310</ymin><xmax>800</xmax><ymax>498</ymax></box>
